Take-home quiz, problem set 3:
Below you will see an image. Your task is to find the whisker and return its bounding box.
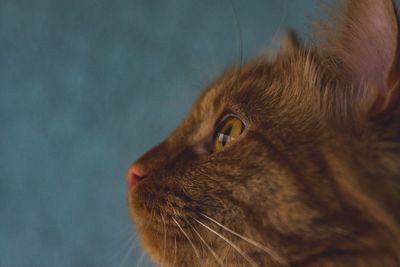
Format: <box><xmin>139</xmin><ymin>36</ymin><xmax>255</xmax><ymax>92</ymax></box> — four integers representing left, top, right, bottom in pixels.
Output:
<box><xmin>227</xmin><ymin>0</ymin><xmax>243</xmax><ymax>73</ymax></box>
<box><xmin>172</xmin><ymin>217</ymin><xmax>203</xmax><ymax>266</ymax></box>
<box><xmin>108</xmin><ymin>234</ymin><xmax>136</xmax><ymax>264</ymax></box>
<box><xmin>117</xmin><ymin>235</ymin><xmax>138</xmax><ymax>267</ymax></box>
<box><xmin>270</xmin><ymin>0</ymin><xmax>288</xmax><ymax>50</ymax></box>
<box><xmin>160</xmin><ymin>213</ymin><xmax>167</xmax><ymax>267</ymax></box>
<box><xmin>192</xmin><ymin>217</ymin><xmax>259</xmax><ymax>267</ymax></box>
<box><xmin>201</xmin><ymin>213</ymin><xmax>289</xmax><ymax>266</ymax></box>
<box><xmin>185</xmin><ymin>218</ymin><xmax>226</xmax><ymax>267</ymax></box>
<box><xmin>104</xmin><ymin>222</ymin><xmax>138</xmax><ymax>264</ymax></box>
<box><xmin>135</xmin><ymin>250</ymin><xmax>146</xmax><ymax>267</ymax></box>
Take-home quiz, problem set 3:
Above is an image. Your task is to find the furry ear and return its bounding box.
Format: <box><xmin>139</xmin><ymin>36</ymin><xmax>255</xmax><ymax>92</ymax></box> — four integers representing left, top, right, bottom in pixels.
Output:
<box><xmin>281</xmin><ymin>30</ymin><xmax>301</xmax><ymax>52</ymax></box>
<box><xmin>323</xmin><ymin>0</ymin><xmax>400</xmax><ymax>114</ymax></box>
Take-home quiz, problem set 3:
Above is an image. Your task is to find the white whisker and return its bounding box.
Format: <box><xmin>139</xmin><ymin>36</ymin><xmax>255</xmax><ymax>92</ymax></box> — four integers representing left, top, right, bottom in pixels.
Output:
<box><xmin>186</xmin><ymin>218</ymin><xmax>225</xmax><ymax>267</ymax></box>
<box><xmin>172</xmin><ymin>217</ymin><xmax>202</xmax><ymax>266</ymax></box>
<box><xmin>201</xmin><ymin>213</ymin><xmax>289</xmax><ymax>266</ymax></box>
<box><xmin>193</xmin><ymin>217</ymin><xmax>259</xmax><ymax>267</ymax></box>
<box><xmin>160</xmin><ymin>213</ymin><xmax>167</xmax><ymax>267</ymax></box>
<box><xmin>135</xmin><ymin>250</ymin><xmax>146</xmax><ymax>267</ymax></box>
<box><xmin>270</xmin><ymin>0</ymin><xmax>288</xmax><ymax>50</ymax></box>
<box><xmin>109</xmin><ymin>234</ymin><xmax>136</xmax><ymax>264</ymax></box>
<box><xmin>117</xmin><ymin>235</ymin><xmax>138</xmax><ymax>267</ymax></box>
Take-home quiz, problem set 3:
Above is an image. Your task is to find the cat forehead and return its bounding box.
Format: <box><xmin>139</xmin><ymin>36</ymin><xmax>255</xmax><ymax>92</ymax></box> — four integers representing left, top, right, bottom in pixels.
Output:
<box><xmin>193</xmin><ymin>50</ymin><xmax>318</xmax><ymax>117</ymax></box>
<box><xmin>194</xmin><ymin>61</ymin><xmax>271</xmax><ymax>111</ymax></box>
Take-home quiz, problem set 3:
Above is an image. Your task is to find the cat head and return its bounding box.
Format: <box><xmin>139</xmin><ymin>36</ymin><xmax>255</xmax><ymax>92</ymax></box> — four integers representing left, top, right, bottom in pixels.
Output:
<box><xmin>127</xmin><ymin>1</ymin><xmax>400</xmax><ymax>266</ymax></box>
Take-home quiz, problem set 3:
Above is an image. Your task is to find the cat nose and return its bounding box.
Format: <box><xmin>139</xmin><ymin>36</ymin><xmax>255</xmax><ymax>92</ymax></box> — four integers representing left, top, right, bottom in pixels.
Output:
<box><xmin>126</xmin><ymin>163</ymin><xmax>147</xmax><ymax>190</ymax></box>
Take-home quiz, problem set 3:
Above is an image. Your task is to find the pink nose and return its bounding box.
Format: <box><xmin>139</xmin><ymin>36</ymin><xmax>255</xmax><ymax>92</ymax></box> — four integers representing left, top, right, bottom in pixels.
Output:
<box><xmin>126</xmin><ymin>163</ymin><xmax>146</xmax><ymax>190</ymax></box>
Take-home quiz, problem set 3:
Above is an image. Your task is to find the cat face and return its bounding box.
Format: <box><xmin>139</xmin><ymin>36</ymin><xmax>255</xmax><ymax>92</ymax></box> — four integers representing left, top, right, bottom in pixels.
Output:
<box><xmin>127</xmin><ymin>0</ymin><xmax>400</xmax><ymax>266</ymax></box>
<box><xmin>127</xmin><ymin>50</ymin><xmax>358</xmax><ymax>266</ymax></box>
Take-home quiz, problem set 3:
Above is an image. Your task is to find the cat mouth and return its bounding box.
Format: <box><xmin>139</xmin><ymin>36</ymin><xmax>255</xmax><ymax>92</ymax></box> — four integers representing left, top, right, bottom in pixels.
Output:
<box><xmin>128</xmin><ymin>190</ymin><xmax>293</xmax><ymax>267</ymax></box>
<box><xmin>130</xmin><ymin>210</ymin><xmax>207</xmax><ymax>266</ymax></box>
<box><xmin>128</xmin><ymin>187</ymin><xmax>212</xmax><ymax>265</ymax></box>
<box><xmin>128</xmin><ymin>199</ymin><xmax>193</xmax><ymax>239</ymax></box>
<box><xmin>127</xmin><ymin>185</ymin><xmax>190</xmax><ymax>233</ymax></box>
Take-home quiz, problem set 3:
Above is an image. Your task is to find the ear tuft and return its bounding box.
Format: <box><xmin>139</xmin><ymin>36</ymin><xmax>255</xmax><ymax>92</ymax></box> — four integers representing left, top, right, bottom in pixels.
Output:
<box><xmin>281</xmin><ymin>30</ymin><xmax>302</xmax><ymax>53</ymax></box>
<box><xmin>318</xmin><ymin>0</ymin><xmax>400</xmax><ymax>114</ymax></box>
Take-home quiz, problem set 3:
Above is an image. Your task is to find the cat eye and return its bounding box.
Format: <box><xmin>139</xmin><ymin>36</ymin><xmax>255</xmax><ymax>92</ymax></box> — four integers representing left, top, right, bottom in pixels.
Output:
<box><xmin>213</xmin><ymin>116</ymin><xmax>245</xmax><ymax>152</ymax></box>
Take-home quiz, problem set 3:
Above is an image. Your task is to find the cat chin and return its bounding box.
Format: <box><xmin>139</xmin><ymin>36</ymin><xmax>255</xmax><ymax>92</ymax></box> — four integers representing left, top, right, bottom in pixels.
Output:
<box><xmin>127</xmin><ymin>180</ymin><xmax>159</xmax><ymax>226</ymax></box>
<box><xmin>126</xmin><ymin>202</ymin><xmax>171</xmax><ymax>266</ymax></box>
<box><xmin>136</xmin><ymin>226</ymin><xmax>166</xmax><ymax>264</ymax></box>
<box><xmin>127</xmin><ymin>190</ymin><xmax>177</xmax><ymax>266</ymax></box>
<box><xmin>137</xmin><ymin>226</ymin><xmax>202</xmax><ymax>267</ymax></box>
<box><xmin>126</xmin><ymin>189</ymin><xmax>143</xmax><ymax>226</ymax></box>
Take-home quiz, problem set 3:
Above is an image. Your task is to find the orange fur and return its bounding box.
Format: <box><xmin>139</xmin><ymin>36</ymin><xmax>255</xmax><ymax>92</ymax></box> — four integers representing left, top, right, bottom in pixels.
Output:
<box><xmin>127</xmin><ymin>1</ymin><xmax>400</xmax><ymax>266</ymax></box>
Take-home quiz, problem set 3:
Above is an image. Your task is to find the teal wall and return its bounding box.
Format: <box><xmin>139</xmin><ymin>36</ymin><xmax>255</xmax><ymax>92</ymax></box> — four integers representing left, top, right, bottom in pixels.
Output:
<box><xmin>0</xmin><ymin>1</ymin><xmax>326</xmax><ymax>266</ymax></box>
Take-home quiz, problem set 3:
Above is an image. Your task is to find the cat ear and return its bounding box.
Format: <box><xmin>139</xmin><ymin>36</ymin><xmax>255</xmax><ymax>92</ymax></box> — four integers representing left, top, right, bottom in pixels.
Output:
<box><xmin>281</xmin><ymin>30</ymin><xmax>302</xmax><ymax>52</ymax></box>
<box><xmin>326</xmin><ymin>0</ymin><xmax>400</xmax><ymax>114</ymax></box>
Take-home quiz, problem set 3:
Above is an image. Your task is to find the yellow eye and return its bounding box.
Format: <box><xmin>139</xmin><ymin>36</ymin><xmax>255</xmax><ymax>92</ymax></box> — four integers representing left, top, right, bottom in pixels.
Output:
<box><xmin>213</xmin><ymin>116</ymin><xmax>245</xmax><ymax>152</ymax></box>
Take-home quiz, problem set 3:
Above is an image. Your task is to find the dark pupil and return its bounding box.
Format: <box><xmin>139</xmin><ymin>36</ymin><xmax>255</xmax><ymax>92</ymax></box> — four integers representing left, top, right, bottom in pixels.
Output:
<box><xmin>221</xmin><ymin>125</ymin><xmax>232</xmax><ymax>146</ymax></box>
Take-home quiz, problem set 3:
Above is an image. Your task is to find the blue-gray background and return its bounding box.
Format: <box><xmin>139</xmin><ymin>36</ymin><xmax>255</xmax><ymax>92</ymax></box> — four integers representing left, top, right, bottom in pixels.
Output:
<box><xmin>0</xmin><ymin>1</ymin><xmax>322</xmax><ymax>266</ymax></box>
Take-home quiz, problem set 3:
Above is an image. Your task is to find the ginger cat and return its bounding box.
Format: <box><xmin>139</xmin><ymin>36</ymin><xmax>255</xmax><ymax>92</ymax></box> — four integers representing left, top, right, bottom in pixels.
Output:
<box><xmin>126</xmin><ymin>0</ymin><xmax>400</xmax><ymax>266</ymax></box>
